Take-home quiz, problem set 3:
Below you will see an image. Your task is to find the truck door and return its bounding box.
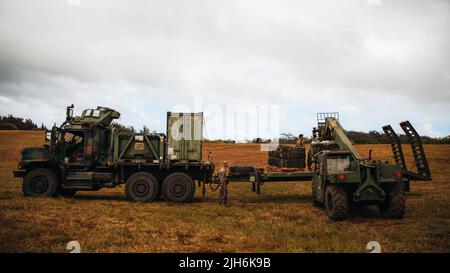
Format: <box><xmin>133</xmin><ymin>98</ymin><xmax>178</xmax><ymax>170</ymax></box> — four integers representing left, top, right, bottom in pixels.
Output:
<box><xmin>50</xmin><ymin>127</ymin><xmax>64</xmax><ymax>163</ymax></box>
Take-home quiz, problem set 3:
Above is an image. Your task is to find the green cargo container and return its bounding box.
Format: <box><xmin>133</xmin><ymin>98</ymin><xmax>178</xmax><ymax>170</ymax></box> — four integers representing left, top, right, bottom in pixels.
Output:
<box><xmin>111</xmin><ymin>132</ymin><xmax>165</xmax><ymax>163</ymax></box>
<box><xmin>166</xmin><ymin>112</ymin><xmax>203</xmax><ymax>162</ymax></box>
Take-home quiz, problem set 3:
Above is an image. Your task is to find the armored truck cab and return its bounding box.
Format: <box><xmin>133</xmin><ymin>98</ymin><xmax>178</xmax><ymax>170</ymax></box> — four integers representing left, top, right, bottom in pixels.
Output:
<box><xmin>13</xmin><ymin>106</ymin><xmax>214</xmax><ymax>203</ymax></box>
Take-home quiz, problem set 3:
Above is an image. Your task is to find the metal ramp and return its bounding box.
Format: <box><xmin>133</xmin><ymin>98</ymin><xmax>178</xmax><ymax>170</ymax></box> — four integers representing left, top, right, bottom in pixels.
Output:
<box><xmin>382</xmin><ymin>125</ymin><xmax>406</xmax><ymax>170</ymax></box>
<box><xmin>383</xmin><ymin>121</ymin><xmax>432</xmax><ymax>185</ymax></box>
<box><xmin>400</xmin><ymin>121</ymin><xmax>432</xmax><ymax>181</ymax></box>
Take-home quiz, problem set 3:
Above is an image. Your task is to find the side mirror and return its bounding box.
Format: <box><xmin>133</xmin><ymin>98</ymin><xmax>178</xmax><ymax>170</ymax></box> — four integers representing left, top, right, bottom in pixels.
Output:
<box><xmin>66</xmin><ymin>104</ymin><xmax>74</xmax><ymax>120</ymax></box>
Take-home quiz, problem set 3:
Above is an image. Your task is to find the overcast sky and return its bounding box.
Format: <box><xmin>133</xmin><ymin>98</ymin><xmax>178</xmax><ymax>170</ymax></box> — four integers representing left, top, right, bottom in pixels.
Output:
<box><xmin>0</xmin><ymin>0</ymin><xmax>449</xmax><ymax>139</ymax></box>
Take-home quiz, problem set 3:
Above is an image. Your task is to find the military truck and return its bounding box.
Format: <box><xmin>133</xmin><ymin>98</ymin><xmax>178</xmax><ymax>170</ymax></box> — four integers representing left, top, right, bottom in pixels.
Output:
<box><xmin>13</xmin><ymin>105</ymin><xmax>214</xmax><ymax>203</ymax></box>
<box><xmin>309</xmin><ymin>113</ymin><xmax>432</xmax><ymax>220</ymax></box>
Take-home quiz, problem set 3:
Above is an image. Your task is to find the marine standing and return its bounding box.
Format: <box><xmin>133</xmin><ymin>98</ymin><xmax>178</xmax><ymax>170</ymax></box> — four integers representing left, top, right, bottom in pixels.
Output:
<box><xmin>218</xmin><ymin>161</ymin><xmax>229</xmax><ymax>204</ymax></box>
<box><xmin>297</xmin><ymin>134</ymin><xmax>304</xmax><ymax>147</ymax></box>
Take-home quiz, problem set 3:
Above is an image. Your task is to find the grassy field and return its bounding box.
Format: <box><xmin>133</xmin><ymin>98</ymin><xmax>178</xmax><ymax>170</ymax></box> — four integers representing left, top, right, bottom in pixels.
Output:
<box><xmin>0</xmin><ymin>130</ymin><xmax>449</xmax><ymax>253</ymax></box>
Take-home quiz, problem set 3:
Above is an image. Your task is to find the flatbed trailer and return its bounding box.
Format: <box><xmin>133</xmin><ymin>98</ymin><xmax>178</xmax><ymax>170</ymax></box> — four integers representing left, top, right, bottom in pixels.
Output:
<box><xmin>254</xmin><ymin>170</ymin><xmax>313</xmax><ymax>194</ymax></box>
<box><xmin>208</xmin><ymin>168</ymin><xmax>313</xmax><ymax>196</ymax></box>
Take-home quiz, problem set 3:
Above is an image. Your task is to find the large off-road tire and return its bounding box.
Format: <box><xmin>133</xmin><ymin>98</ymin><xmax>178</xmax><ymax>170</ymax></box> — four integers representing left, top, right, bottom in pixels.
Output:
<box><xmin>325</xmin><ymin>185</ymin><xmax>349</xmax><ymax>221</ymax></box>
<box><xmin>162</xmin><ymin>172</ymin><xmax>195</xmax><ymax>203</ymax></box>
<box><xmin>59</xmin><ymin>189</ymin><xmax>77</xmax><ymax>197</ymax></box>
<box><xmin>22</xmin><ymin>168</ymin><xmax>59</xmax><ymax>197</ymax></box>
<box><xmin>125</xmin><ymin>172</ymin><xmax>160</xmax><ymax>202</ymax></box>
<box><xmin>378</xmin><ymin>181</ymin><xmax>406</xmax><ymax>219</ymax></box>
<box><xmin>311</xmin><ymin>181</ymin><xmax>323</xmax><ymax>207</ymax></box>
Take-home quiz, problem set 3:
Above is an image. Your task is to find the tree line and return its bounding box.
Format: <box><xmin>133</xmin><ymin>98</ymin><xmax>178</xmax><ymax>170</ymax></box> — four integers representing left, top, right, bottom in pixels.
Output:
<box><xmin>206</xmin><ymin>131</ymin><xmax>450</xmax><ymax>145</ymax></box>
<box><xmin>277</xmin><ymin>131</ymin><xmax>450</xmax><ymax>144</ymax></box>
<box><xmin>346</xmin><ymin>130</ymin><xmax>450</xmax><ymax>144</ymax></box>
<box><xmin>1</xmin><ymin>114</ymin><xmax>449</xmax><ymax>144</ymax></box>
<box><xmin>0</xmin><ymin>115</ymin><xmax>143</xmax><ymax>133</ymax></box>
<box><xmin>0</xmin><ymin>115</ymin><xmax>44</xmax><ymax>130</ymax></box>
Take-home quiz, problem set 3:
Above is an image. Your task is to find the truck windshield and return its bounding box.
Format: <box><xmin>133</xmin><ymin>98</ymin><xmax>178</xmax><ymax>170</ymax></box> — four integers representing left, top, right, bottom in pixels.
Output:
<box><xmin>64</xmin><ymin>131</ymin><xmax>84</xmax><ymax>144</ymax></box>
<box><xmin>82</xmin><ymin>109</ymin><xmax>93</xmax><ymax>117</ymax></box>
<box><xmin>327</xmin><ymin>155</ymin><xmax>351</xmax><ymax>174</ymax></box>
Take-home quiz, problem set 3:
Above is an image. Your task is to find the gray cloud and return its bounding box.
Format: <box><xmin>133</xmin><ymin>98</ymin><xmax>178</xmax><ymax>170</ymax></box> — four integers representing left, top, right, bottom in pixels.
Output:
<box><xmin>0</xmin><ymin>0</ymin><xmax>449</xmax><ymax>138</ymax></box>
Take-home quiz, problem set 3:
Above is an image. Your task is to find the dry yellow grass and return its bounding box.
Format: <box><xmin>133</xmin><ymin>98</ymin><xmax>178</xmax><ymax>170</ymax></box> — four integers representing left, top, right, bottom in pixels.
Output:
<box><xmin>0</xmin><ymin>130</ymin><xmax>449</xmax><ymax>252</ymax></box>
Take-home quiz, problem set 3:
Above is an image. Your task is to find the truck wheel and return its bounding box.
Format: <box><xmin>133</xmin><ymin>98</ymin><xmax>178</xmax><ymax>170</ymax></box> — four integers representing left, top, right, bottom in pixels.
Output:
<box><xmin>312</xmin><ymin>181</ymin><xmax>323</xmax><ymax>207</ymax></box>
<box><xmin>125</xmin><ymin>172</ymin><xmax>160</xmax><ymax>202</ymax></box>
<box><xmin>379</xmin><ymin>181</ymin><xmax>405</xmax><ymax>219</ymax></box>
<box><xmin>325</xmin><ymin>185</ymin><xmax>349</xmax><ymax>221</ymax></box>
<box><xmin>59</xmin><ymin>189</ymin><xmax>77</xmax><ymax>197</ymax></box>
<box><xmin>162</xmin><ymin>172</ymin><xmax>195</xmax><ymax>203</ymax></box>
<box><xmin>22</xmin><ymin>168</ymin><xmax>59</xmax><ymax>197</ymax></box>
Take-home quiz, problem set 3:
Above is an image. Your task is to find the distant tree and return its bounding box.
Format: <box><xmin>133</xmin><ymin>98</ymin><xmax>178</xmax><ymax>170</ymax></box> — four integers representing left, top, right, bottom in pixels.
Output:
<box><xmin>0</xmin><ymin>123</ymin><xmax>18</xmax><ymax>130</ymax></box>
<box><xmin>443</xmin><ymin>135</ymin><xmax>450</xmax><ymax>144</ymax></box>
<box><xmin>0</xmin><ymin>115</ymin><xmax>38</xmax><ymax>130</ymax></box>
<box><xmin>141</xmin><ymin>126</ymin><xmax>150</xmax><ymax>134</ymax></box>
<box><xmin>347</xmin><ymin>130</ymin><xmax>450</xmax><ymax>144</ymax></box>
<box><xmin>279</xmin><ymin>133</ymin><xmax>297</xmax><ymax>144</ymax></box>
<box><xmin>347</xmin><ymin>130</ymin><xmax>388</xmax><ymax>144</ymax></box>
<box><xmin>111</xmin><ymin>122</ymin><xmax>135</xmax><ymax>132</ymax></box>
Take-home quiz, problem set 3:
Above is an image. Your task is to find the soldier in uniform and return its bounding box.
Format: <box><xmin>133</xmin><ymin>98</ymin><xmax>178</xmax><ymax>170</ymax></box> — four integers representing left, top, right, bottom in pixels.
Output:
<box><xmin>297</xmin><ymin>134</ymin><xmax>304</xmax><ymax>147</ymax></box>
<box><xmin>218</xmin><ymin>160</ymin><xmax>229</xmax><ymax>204</ymax></box>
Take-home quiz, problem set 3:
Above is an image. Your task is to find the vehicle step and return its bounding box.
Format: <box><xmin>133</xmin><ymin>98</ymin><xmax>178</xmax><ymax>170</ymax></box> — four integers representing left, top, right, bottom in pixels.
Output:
<box><xmin>66</xmin><ymin>172</ymin><xmax>93</xmax><ymax>181</ymax></box>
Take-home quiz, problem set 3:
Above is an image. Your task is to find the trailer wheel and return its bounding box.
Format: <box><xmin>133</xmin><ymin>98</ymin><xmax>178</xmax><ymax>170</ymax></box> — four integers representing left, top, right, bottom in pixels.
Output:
<box><xmin>379</xmin><ymin>181</ymin><xmax>405</xmax><ymax>219</ymax></box>
<box><xmin>325</xmin><ymin>185</ymin><xmax>349</xmax><ymax>221</ymax></box>
<box><xmin>59</xmin><ymin>189</ymin><xmax>77</xmax><ymax>197</ymax></box>
<box><xmin>125</xmin><ymin>172</ymin><xmax>160</xmax><ymax>202</ymax></box>
<box><xmin>162</xmin><ymin>172</ymin><xmax>195</xmax><ymax>203</ymax></box>
<box><xmin>22</xmin><ymin>168</ymin><xmax>59</xmax><ymax>197</ymax></box>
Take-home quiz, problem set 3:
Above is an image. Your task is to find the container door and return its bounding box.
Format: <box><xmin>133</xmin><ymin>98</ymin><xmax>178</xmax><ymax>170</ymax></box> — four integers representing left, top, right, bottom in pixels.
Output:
<box><xmin>166</xmin><ymin>112</ymin><xmax>203</xmax><ymax>162</ymax></box>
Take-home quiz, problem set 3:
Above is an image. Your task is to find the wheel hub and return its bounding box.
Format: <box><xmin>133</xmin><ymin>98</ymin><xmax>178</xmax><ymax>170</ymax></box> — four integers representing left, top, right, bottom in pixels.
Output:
<box><xmin>135</xmin><ymin>182</ymin><xmax>149</xmax><ymax>196</ymax></box>
<box><xmin>172</xmin><ymin>182</ymin><xmax>186</xmax><ymax>197</ymax></box>
<box><xmin>32</xmin><ymin>177</ymin><xmax>48</xmax><ymax>193</ymax></box>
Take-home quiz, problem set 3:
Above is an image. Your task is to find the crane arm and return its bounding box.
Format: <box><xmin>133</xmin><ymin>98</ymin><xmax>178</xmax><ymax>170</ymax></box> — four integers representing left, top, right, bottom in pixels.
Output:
<box><xmin>324</xmin><ymin>117</ymin><xmax>363</xmax><ymax>160</ymax></box>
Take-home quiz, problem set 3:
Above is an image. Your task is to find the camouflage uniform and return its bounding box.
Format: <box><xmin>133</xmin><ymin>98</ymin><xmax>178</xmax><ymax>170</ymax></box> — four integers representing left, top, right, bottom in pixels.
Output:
<box><xmin>297</xmin><ymin>134</ymin><xmax>304</xmax><ymax>147</ymax></box>
<box><xmin>218</xmin><ymin>162</ymin><xmax>229</xmax><ymax>204</ymax></box>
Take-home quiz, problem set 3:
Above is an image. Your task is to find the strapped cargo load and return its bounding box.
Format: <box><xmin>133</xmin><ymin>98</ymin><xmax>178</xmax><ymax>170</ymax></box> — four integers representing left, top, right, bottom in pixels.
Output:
<box><xmin>268</xmin><ymin>145</ymin><xmax>306</xmax><ymax>169</ymax></box>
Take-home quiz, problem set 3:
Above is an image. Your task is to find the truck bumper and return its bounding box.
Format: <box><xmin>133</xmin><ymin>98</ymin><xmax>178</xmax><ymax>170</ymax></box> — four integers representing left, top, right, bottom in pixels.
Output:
<box><xmin>354</xmin><ymin>184</ymin><xmax>386</xmax><ymax>202</ymax></box>
<box><xmin>13</xmin><ymin>170</ymin><xmax>26</xmax><ymax>178</ymax></box>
